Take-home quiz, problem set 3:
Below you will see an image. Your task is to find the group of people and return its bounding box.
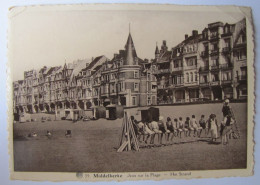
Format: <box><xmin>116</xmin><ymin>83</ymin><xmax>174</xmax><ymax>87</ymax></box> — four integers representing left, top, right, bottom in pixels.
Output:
<box><xmin>132</xmin><ymin>99</ymin><xmax>236</xmax><ymax>145</ymax></box>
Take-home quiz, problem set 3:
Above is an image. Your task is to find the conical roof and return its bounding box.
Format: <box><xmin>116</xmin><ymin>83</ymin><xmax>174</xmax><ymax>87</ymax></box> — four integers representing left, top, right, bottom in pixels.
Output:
<box><xmin>124</xmin><ymin>33</ymin><xmax>137</xmax><ymax>65</ymax></box>
<box><xmin>155</xmin><ymin>44</ymin><xmax>159</xmax><ymax>54</ymax></box>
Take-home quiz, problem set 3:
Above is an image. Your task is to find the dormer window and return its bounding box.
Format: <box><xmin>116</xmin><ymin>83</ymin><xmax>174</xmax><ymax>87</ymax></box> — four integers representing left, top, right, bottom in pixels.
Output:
<box><xmin>224</xmin><ymin>25</ymin><xmax>230</xmax><ymax>34</ymax></box>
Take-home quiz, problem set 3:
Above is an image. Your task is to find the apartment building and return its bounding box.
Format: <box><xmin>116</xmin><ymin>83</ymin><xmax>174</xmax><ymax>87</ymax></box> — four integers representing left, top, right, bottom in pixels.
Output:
<box><xmin>153</xmin><ymin>18</ymin><xmax>247</xmax><ymax>104</ymax></box>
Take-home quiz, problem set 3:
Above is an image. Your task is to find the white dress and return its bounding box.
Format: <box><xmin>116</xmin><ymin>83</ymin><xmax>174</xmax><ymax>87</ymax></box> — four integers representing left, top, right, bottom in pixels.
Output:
<box><xmin>210</xmin><ymin>119</ymin><xmax>218</xmax><ymax>139</ymax></box>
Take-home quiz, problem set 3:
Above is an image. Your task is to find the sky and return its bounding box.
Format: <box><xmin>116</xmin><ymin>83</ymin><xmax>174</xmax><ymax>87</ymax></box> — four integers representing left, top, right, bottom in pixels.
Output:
<box><xmin>9</xmin><ymin>4</ymin><xmax>246</xmax><ymax>81</ymax></box>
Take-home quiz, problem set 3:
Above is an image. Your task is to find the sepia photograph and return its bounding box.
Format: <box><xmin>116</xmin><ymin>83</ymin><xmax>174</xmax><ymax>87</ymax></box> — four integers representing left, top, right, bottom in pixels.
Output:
<box><xmin>8</xmin><ymin>4</ymin><xmax>254</xmax><ymax>181</ymax></box>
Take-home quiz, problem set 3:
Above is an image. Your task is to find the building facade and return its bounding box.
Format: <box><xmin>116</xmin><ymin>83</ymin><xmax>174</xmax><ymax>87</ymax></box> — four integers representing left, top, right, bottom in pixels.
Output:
<box><xmin>153</xmin><ymin>18</ymin><xmax>247</xmax><ymax>104</ymax></box>
<box><xmin>13</xmin><ymin>32</ymin><xmax>156</xmax><ymax>114</ymax></box>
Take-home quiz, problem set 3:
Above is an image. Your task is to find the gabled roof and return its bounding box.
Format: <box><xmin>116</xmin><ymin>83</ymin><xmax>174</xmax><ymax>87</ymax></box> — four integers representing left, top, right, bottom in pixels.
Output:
<box><xmin>233</xmin><ymin>18</ymin><xmax>246</xmax><ymax>46</ymax></box>
<box><xmin>85</xmin><ymin>56</ymin><xmax>103</xmax><ymax>70</ymax></box>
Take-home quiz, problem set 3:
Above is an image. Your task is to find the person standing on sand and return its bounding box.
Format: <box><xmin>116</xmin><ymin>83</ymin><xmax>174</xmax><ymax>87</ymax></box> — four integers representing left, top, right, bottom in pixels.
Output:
<box><xmin>208</xmin><ymin>114</ymin><xmax>218</xmax><ymax>142</ymax></box>
<box><xmin>221</xmin><ymin>99</ymin><xmax>234</xmax><ymax>145</ymax></box>
<box><xmin>199</xmin><ymin>115</ymin><xmax>207</xmax><ymax>136</ymax></box>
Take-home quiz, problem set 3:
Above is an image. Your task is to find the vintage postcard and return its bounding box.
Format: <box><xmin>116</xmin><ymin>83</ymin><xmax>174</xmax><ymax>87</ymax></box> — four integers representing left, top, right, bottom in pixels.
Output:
<box><xmin>8</xmin><ymin>4</ymin><xmax>254</xmax><ymax>181</ymax></box>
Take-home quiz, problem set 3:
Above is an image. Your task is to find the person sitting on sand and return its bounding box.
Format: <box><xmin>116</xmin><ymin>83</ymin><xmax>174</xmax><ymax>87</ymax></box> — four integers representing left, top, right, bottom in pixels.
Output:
<box><xmin>65</xmin><ymin>130</ymin><xmax>72</xmax><ymax>137</ymax></box>
<box><xmin>32</xmin><ymin>132</ymin><xmax>37</xmax><ymax>137</ymax></box>
<box><xmin>143</xmin><ymin>122</ymin><xmax>155</xmax><ymax>144</ymax></box>
<box><xmin>46</xmin><ymin>130</ymin><xmax>52</xmax><ymax>136</ymax></box>
<box><xmin>136</xmin><ymin>121</ymin><xmax>146</xmax><ymax>142</ymax></box>
<box><xmin>190</xmin><ymin>115</ymin><xmax>202</xmax><ymax>137</ymax></box>
<box><xmin>158</xmin><ymin>116</ymin><xmax>170</xmax><ymax>143</ymax></box>
<box><xmin>178</xmin><ymin>117</ymin><xmax>185</xmax><ymax>138</ymax></box>
<box><xmin>185</xmin><ymin>117</ymin><xmax>191</xmax><ymax>137</ymax></box>
<box><xmin>166</xmin><ymin>117</ymin><xmax>176</xmax><ymax>141</ymax></box>
<box><xmin>151</xmin><ymin>120</ymin><xmax>162</xmax><ymax>144</ymax></box>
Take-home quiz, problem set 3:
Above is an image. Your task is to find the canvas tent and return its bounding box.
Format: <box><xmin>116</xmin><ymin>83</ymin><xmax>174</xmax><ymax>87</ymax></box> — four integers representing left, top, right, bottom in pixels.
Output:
<box><xmin>92</xmin><ymin>106</ymin><xmax>106</xmax><ymax>120</ymax></box>
<box><xmin>106</xmin><ymin>104</ymin><xmax>124</xmax><ymax>120</ymax></box>
<box><xmin>138</xmin><ymin>107</ymin><xmax>160</xmax><ymax>123</ymax></box>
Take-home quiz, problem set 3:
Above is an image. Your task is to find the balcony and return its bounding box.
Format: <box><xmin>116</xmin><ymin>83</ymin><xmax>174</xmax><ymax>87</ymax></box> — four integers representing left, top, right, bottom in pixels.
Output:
<box><xmin>200</xmin><ymin>36</ymin><xmax>208</xmax><ymax>42</ymax></box>
<box><xmin>210</xmin><ymin>49</ymin><xmax>219</xmax><ymax>56</ymax></box>
<box><xmin>219</xmin><ymin>63</ymin><xmax>233</xmax><ymax>70</ymax></box>
<box><xmin>221</xmin><ymin>32</ymin><xmax>232</xmax><ymax>38</ymax></box>
<box><xmin>199</xmin><ymin>66</ymin><xmax>209</xmax><ymax>73</ymax></box>
<box><xmin>209</xmin><ymin>34</ymin><xmax>219</xmax><ymax>41</ymax></box>
<box><xmin>199</xmin><ymin>81</ymin><xmax>210</xmax><ymax>87</ymax></box>
<box><xmin>222</xmin><ymin>47</ymin><xmax>231</xmax><ymax>54</ymax></box>
<box><xmin>240</xmin><ymin>60</ymin><xmax>247</xmax><ymax>67</ymax></box>
<box><xmin>168</xmin><ymin>82</ymin><xmax>184</xmax><ymax>88</ymax></box>
<box><xmin>172</xmin><ymin>66</ymin><xmax>183</xmax><ymax>72</ymax></box>
<box><xmin>221</xmin><ymin>79</ymin><xmax>232</xmax><ymax>85</ymax></box>
<box><xmin>237</xmin><ymin>75</ymin><xmax>247</xmax><ymax>82</ymax></box>
<box><xmin>157</xmin><ymin>85</ymin><xmax>168</xmax><ymax>89</ymax></box>
<box><xmin>184</xmin><ymin>65</ymin><xmax>197</xmax><ymax>70</ymax></box>
<box><xmin>211</xmin><ymin>81</ymin><xmax>220</xmax><ymax>86</ymax></box>
<box><xmin>153</xmin><ymin>68</ymin><xmax>171</xmax><ymax>75</ymax></box>
<box><xmin>210</xmin><ymin>65</ymin><xmax>220</xmax><ymax>71</ymax></box>
<box><xmin>200</xmin><ymin>50</ymin><xmax>209</xmax><ymax>58</ymax></box>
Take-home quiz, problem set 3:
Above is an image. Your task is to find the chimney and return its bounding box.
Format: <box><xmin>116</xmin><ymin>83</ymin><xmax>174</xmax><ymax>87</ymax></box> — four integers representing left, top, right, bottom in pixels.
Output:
<box><xmin>114</xmin><ymin>53</ymin><xmax>118</xmax><ymax>58</ymax></box>
<box><xmin>192</xmin><ymin>30</ymin><xmax>198</xmax><ymax>36</ymax></box>
<box><xmin>92</xmin><ymin>57</ymin><xmax>94</xmax><ymax>62</ymax></box>
<box><xmin>163</xmin><ymin>40</ymin><xmax>166</xmax><ymax>46</ymax></box>
<box><xmin>119</xmin><ymin>50</ymin><xmax>124</xmax><ymax>55</ymax></box>
<box><xmin>185</xmin><ymin>34</ymin><xmax>188</xmax><ymax>39</ymax></box>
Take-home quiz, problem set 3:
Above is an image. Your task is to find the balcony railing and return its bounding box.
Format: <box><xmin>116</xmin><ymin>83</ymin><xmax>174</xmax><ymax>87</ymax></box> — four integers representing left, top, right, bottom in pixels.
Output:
<box><xmin>237</xmin><ymin>75</ymin><xmax>247</xmax><ymax>81</ymax></box>
<box><xmin>199</xmin><ymin>66</ymin><xmax>209</xmax><ymax>72</ymax></box>
<box><xmin>222</xmin><ymin>47</ymin><xmax>231</xmax><ymax>54</ymax></box>
<box><xmin>157</xmin><ymin>85</ymin><xmax>168</xmax><ymax>89</ymax></box>
<box><xmin>222</xmin><ymin>79</ymin><xmax>232</xmax><ymax>84</ymax></box>
<box><xmin>210</xmin><ymin>65</ymin><xmax>219</xmax><ymax>71</ymax></box>
<box><xmin>200</xmin><ymin>50</ymin><xmax>209</xmax><ymax>58</ymax></box>
<box><xmin>199</xmin><ymin>82</ymin><xmax>210</xmax><ymax>86</ymax></box>
<box><xmin>153</xmin><ymin>68</ymin><xmax>171</xmax><ymax>75</ymax></box>
<box><xmin>211</xmin><ymin>81</ymin><xmax>220</xmax><ymax>86</ymax></box>
<box><xmin>221</xmin><ymin>32</ymin><xmax>232</xmax><ymax>37</ymax></box>
<box><xmin>168</xmin><ymin>82</ymin><xmax>184</xmax><ymax>88</ymax></box>
<box><xmin>219</xmin><ymin>63</ymin><xmax>233</xmax><ymax>70</ymax></box>
<box><xmin>210</xmin><ymin>49</ymin><xmax>219</xmax><ymax>56</ymax></box>
<box><xmin>200</xmin><ymin>36</ymin><xmax>208</xmax><ymax>41</ymax></box>
<box><xmin>209</xmin><ymin>34</ymin><xmax>219</xmax><ymax>41</ymax></box>
<box><xmin>172</xmin><ymin>66</ymin><xmax>183</xmax><ymax>72</ymax></box>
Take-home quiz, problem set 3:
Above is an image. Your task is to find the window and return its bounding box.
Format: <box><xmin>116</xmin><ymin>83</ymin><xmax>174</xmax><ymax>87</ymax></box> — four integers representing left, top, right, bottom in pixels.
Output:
<box><xmin>202</xmin><ymin>75</ymin><xmax>208</xmax><ymax>83</ymax></box>
<box><xmin>212</xmin><ymin>59</ymin><xmax>218</xmax><ymax>66</ymax></box>
<box><xmin>187</xmin><ymin>57</ymin><xmax>196</xmax><ymax>66</ymax></box>
<box><xmin>224</xmin><ymin>39</ymin><xmax>231</xmax><ymax>47</ymax></box>
<box><xmin>134</xmin><ymin>71</ymin><xmax>139</xmax><ymax>78</ymax></box>
<box><xmin>174</xmin><ymin>60</ymin><xmax>179</xmax><ymax>68</ymax></box>
<box><xmin>132</xmin><ymin>97</ymin><xmax>136</xmax><ymax>106</ymax></box>
<box><xmin>241</xmin><ymin>88</ymin><xmax>247</xmax><ymax>96</ymax></box>
<box><xmin>134</xmin><ymin>83</ymin><xmax>139</xmax><ymax>91</ymax></box>
<box><xmin>147</xmin><ymin>73</ymin><xmax>151</xmax><ymax>80</ymax></box>
<box><xmin>190</xmin><ymin>72</ymin><xmax>193</xmax><ymax>82</ymax></box>
<box><xmin>222</xmin><ymin>72</ymin><xmax>232</xmax><ymax>81</ymax></box>
<box><xmin>195</xmin><ymin>72</ymin><xmax>197</xmax><ymax>81</ymax></box>
<box><xmin>121</xmin><ymin>82</ymin><xmax>124</xmax><ymax>91</ymax></box>
<box><xmin>147</xmin><ymin>96</ymin><xmax>151</xmax><ymax>105</ymax></box>
<box><xmin>241</xmin><ymin>68</ymin><xmax>247</xmax><ymax>77</ymax></box>
<box><xmin>186</xmin><ymin>73</ymin><xmax>189</xmax><ymax>83</ymax></box>
<box><xmin>212</xmin><ymin>43</ymin><xmax>218</xmax><ymax>50</ymax></box>
<box><xmin>238</xmin><ymin>35</ymin><xmax>246</xmax><ymax>44</ymax></box>
<box><xmin>237</xmin><ymin>50</ymin><xmax>246</xmax><ymax>60</ymax></box>
<box><xmin>212</xmin><ymin>74</ymin><xmax>219</xmax><ymax>81</ymax></box>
